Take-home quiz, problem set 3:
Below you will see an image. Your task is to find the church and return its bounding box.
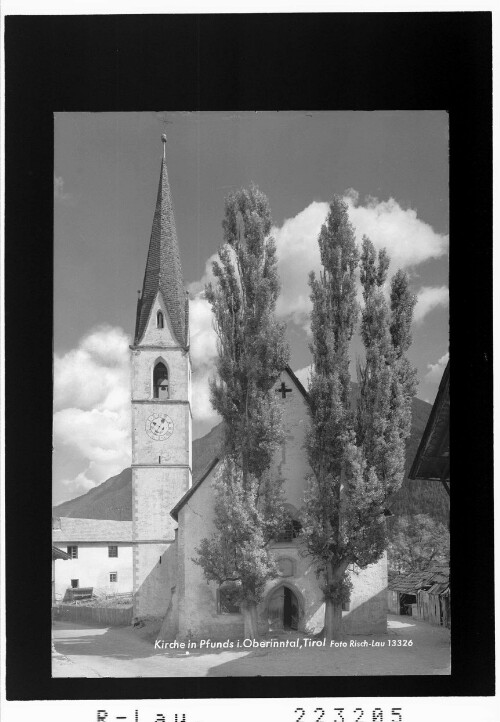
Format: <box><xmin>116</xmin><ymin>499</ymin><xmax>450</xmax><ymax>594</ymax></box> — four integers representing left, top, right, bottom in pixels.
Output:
<box><xmin>130</xmin><ymin>137</ymin><xmax>387</xmax><ymax>641</ymax></box>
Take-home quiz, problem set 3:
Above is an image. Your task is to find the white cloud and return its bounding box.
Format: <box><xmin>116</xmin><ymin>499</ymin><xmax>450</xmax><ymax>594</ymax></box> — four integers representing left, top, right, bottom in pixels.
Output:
<box><xmin>293</xmin><ymin>365</ymin><xmax>312</xmax><ymax>391</ymax></box>
<box><xmin>60</xmin><ymin>471</ymin><xmax>97</xmax><ymax>497</ymax></box>
<box><xmin>188</xmin><ymin>253</ymin><xmax>218</xmax><ymax>296</ymax></box>
<box><xmin>271</xmin><ymin>193</ymin><xmax>448</xmax><ymax>330</ymax></box>
<box><xmin>54</xmin><ymin>325</ymin><xmax>131</xmax><ymax>412</ymax></box>
<box><xmin>189</xmin><ymin>294</ymin><xmax>218</xmax><ymax>367</ymax></box>
<box><xmin>53</xmin><ymin>326</ymin><xmax>132</xmax><ymax>498</ymax></box>
<box><xmin>273</xmin><ymin>202</ymin><xmax>326</xmax><ymax>328</ymax></box>
<box><xmin>189</xmin><ymin>294</ymin><xmax>221</xmax><ymax>425</ymax></box>
<box><xmin>344</xmin><ymin>190</ymin><xmax>448</xmax><ymax>269</ymax></box>
<box><xmin>425</xmin><ymin>352</ymin><xmax>449</xmax><ymax>383</ymax></box>
<box><xmin>192</xmin><ymin>367</ymin><xmax>217</xmax><ymax>423</ymax></box>
<box><xmin>414</xmin><ymin>285</ymin><xmax>449</xmax><ymax>323</ymax></box>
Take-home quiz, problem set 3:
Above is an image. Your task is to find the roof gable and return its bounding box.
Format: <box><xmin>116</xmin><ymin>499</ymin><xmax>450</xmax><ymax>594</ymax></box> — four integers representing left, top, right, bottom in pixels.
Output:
<box><xmin>171</xmin><ymin>364</ymin><xmax>311</xmax><ymax>520</ymax></box>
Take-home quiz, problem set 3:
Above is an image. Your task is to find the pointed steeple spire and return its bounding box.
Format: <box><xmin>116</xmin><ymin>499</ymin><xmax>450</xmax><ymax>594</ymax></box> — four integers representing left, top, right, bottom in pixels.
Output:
<box><xmin>134</xmin><ymin>137</ymin><xmax>189</xmax><ymax>348</ymax></box>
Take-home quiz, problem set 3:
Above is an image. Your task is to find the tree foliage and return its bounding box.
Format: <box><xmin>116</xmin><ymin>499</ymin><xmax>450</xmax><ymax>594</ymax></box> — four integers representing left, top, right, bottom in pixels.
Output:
<box><xmin>194</xmin><ymin>185</ymin><xmax>289</xmax><ymax>635</ymax></box>
<box><xmin>388</xmin><ymin>514</ymin><xmax>450</xmax><ymax>575</ymax></box>
<box><xmin>301</xmin><ymin>196</ymin><xmax>417</xmax><ymax>638</ymax></box>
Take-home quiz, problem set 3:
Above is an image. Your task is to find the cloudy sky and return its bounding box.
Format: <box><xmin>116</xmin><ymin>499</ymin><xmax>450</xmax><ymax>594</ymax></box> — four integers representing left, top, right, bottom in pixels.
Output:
<box><xmin>53</xmin><ymin>111</ymin><xmax>449</xmax><ymax>504</ymax></box>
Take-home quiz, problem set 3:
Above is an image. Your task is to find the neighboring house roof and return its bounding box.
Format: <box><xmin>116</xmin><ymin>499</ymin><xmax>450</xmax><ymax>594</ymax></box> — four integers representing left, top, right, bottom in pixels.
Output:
<box><xmin>171</xmin><ymin>365</ymin><xmax>309</xmax><ymax>521</ymax></box>
<box><xmin>133</xmin><ymin>150</ymin><xmax>188</xmax><ymax>348</ymax></box>
<box><xmin>409</xmin><ymin>359</ymin><xmax>449</xmax><ymax>491</ymax></box>
<box><xmin>52</xmin><ymin>545</ymin><xmax>70</xmax><ymax>560</ymax></box>
<box><xmin>388</xmin><ymin>566</ymin><xmax>449</xmax><ymax>594</ymax></box>
<box><xmin>52</xmin><ymin>517</ymin><xmax>133</xmax><ymax>543</ymax></box>
<box><xmin>426</xmin><ymin>582</ymin><xmax>449</xmax><ymax>595</ymax></box>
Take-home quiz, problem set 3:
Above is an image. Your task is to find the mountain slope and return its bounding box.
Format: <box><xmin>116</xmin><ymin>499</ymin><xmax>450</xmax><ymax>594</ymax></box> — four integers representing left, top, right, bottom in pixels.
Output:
<box><xmin>53</xmin><ymin>467</ymin><xmax>133</xmax><ymax>521</ymax></box>
<box><xmin>53</xmin><ymin>396</ymin><xmax>449</xmax><ymax>524</ymax></box>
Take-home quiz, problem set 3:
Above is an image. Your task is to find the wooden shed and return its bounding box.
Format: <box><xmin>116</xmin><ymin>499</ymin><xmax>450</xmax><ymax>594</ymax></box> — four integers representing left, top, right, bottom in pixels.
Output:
<box><xmin>417</xmin><ymin>579</ymin><xmax>450</xmax><ymax>628</ymax></box>
<box><xmin>388</xmin><ymin>567</ymin><xmax>450</xmax><ymax>627</ymax></box>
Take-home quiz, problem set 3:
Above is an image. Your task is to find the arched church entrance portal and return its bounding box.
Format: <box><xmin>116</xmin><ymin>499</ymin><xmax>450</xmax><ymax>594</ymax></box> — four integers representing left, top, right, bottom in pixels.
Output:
<box><xmin>268</xmin><ymin>585</ymin><xmax>299</xmax><ymax>631</ymax></box>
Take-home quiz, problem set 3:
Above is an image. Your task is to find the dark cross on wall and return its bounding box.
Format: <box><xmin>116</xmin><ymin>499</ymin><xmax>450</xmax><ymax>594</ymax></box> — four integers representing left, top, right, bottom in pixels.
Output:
<box><xmin>276</xmin><ymin>381</ymin><xmax>292</xmax><ymax>399</ymax></box>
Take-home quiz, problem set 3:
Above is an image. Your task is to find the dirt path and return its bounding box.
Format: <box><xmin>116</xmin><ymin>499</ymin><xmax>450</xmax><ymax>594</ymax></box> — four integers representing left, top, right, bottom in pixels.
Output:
<box><xmin>52</xmin><ymin>614</ymin><xmax>450</xmax><ymax>678</ymax></box>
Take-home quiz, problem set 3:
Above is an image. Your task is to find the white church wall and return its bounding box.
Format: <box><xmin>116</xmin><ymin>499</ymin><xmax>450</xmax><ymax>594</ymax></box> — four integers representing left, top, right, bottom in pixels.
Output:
<box><xmin>341</xmin><ymin>554</ymin><xmax>388</xmax><ymax>634</ymax></box>
<box><xmin>272</xmin><ymin>369</ymin><xmax>310</xmax><ymax>510</ymax></box>
<box><xmin>132</xmin><ymin>467</ymin><xmax>188</xmax><ymax>617</ymax></box>
<box><xmin>133</xmin><ymin>539</ymin><xmax>178</xmax><ymax>619</ymax></box>
<box><xmin>177</xmin><ymin>465</ymin><xmax>245</xmax><ymax>641</ymax></box>
<box><xmin>132</xmin><ymin>468</ymin><xmax>187</xmax><ymax>542</ymax></box>
<box><xmin>131</xmin><ymin>403</ymin><xmax>191</xmax><ymax>468</ymax></box>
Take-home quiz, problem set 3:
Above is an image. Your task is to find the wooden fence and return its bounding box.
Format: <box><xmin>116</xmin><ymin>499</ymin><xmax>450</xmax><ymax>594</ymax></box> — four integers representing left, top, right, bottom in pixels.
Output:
<box><xmin>53</xmin><ymin>603</ymin><xmax>133</xmax><ymax>627</ymax></box>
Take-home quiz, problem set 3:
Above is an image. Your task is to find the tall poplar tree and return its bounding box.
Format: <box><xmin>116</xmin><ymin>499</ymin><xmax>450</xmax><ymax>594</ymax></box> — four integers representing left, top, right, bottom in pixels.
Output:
<box><xmin>301</xmin><ymin>196</ymin><xmax>417</xmax><ymax>640</ymax></box>
<box><xmin>195</xmin><ymin>185</ymin><xmax>289</xmax><ymax>638</ymax></box>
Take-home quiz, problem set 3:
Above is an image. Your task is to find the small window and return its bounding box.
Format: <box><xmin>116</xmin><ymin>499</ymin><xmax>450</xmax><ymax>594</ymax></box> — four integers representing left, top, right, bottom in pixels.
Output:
<box><xmin>277</xmin><ymin>518</ymin><xmax>302</xmax><ymax>543</ymax></box>
<box><xmin>342</xmin><ymin>600</ymin><xmax>351</xmax><ymax>612</ymax></box>
<box><xmin>71</xmin><ymin>579</ymin><xmax>79</xmax><ymax>588</ymax></box>
<box><xmin>110</xmin><ymin>572</ymin><xmax>117</xmax><ymax>583</ymax></box>
<box><xmin>108</xmin><ymin>545</ymin><xmax>118</xmax><ymax>558</ymax></box>
<box><xmin>217</xmin><ymin>586</ymin><xmax>241</xmax><ymax>614</ymax></box>
<box><xmin>157</xmin><ymin>311</ymin><xmax>164</xmax><ymax>329</ymax></box>
<box><xmin>67</xmin><ymin>545</ymin><xmax>78</xmax><ymax>559</ymax></box>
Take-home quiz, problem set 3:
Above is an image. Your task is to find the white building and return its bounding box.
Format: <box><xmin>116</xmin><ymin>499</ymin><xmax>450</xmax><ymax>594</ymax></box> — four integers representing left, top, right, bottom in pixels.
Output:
<box><xmin>52</xmin><ymin>517</ymin><xmax>133</xmax><ymax>600</ymax></box>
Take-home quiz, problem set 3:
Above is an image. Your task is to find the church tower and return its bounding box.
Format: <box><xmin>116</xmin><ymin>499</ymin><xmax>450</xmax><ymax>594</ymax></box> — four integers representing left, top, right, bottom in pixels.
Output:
<box><xmin>131</xmin><ymin>136</ymin><xmax>192</xmax><ymax>618</ymax></box>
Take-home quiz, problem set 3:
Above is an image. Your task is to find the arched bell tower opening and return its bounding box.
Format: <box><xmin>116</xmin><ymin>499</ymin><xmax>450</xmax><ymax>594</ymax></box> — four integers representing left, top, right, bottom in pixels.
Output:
<box><xmin>153</xmin><ymin>360</ymin><xmax>169</xmax><ymax>399</ymax></box>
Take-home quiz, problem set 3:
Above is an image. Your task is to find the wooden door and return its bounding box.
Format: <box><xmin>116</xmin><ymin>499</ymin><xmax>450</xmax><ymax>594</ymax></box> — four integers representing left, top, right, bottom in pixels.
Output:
<box><xmin>268</xmin><ymin>587</ymin><xmax>284</xmax><ymax>630</ymax></box>
<box><xmin>290</xmin><ymin>590</ymin><xmax>299</xmax><ymax>630</ymax></box>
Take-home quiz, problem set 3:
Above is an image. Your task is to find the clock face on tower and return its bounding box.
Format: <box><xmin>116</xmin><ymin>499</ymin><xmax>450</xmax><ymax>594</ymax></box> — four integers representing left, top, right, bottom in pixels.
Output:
<box><xmin>145</xmin><ymin>413</ymin><xmax>174</xmax><ymax>441</ymax></box>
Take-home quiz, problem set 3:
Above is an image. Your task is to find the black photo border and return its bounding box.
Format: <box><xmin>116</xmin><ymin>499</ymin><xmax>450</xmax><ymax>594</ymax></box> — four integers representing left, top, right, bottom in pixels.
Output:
<box><xmin>4</xmin><ymin>11</ymin><xmax>493</xmax><ymax>700</ymax></box>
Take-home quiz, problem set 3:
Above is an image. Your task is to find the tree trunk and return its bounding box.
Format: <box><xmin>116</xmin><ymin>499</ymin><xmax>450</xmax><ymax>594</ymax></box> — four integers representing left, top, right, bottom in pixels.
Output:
<box><xmin>323</xmin><ymin>598</ymin><xmax>343</xmax><ymax>642</ymax></box>
<box><xmin>242</xmin><ymin>600</ymin><xmax>259</xmax><ymax>640</ymax></box>
<box><xmin>323</xmin><ymin>559</ymin><xmax>349</xmax><ymax>642</ymax></box>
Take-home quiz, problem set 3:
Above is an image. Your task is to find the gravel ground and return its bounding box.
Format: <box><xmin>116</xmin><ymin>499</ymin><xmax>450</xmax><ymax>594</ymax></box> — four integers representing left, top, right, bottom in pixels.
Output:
<box><xmin>52</xmin><ymin>614</ymin><xmax>450</xmax><ymax>678</ymax></box>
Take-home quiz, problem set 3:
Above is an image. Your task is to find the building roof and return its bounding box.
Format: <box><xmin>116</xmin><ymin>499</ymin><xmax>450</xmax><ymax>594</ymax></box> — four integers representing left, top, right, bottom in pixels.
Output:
<box><xmin>171</xmin><ymin>366</ymin><xmax>310</xmax><ymax>521</ymax></box>
<box><xmin>409</xmin><ymin>359</ymin><xmax>449</xmax><ymax>488</ymax></box>
<box><xmin>426</xmin><ymin>582</ymin><xmax>449</xmax><ymax>595</ymax></box>
<box><xmin>134</xmin><ymin>149</ymin><xmax>188</xmax><ymax>348</ymax></box>
<box><xmin>52</xmin><ymin>545</ymin><xmax>70</xmax><ymax>560</ymax></box>
<box><xmin>388</xmin><ymin>566</ymin><xmax>449</xmax><ymax>594</ymax></box>
<box><xmin>171</xmin><ymin>456</ymin><xmax>220</xmax><ymax>521</ymax></box>
<box><xmin>52</xmin><ymin>517</ymin><xmax>133</xmax><ymax>543</ymax></box>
